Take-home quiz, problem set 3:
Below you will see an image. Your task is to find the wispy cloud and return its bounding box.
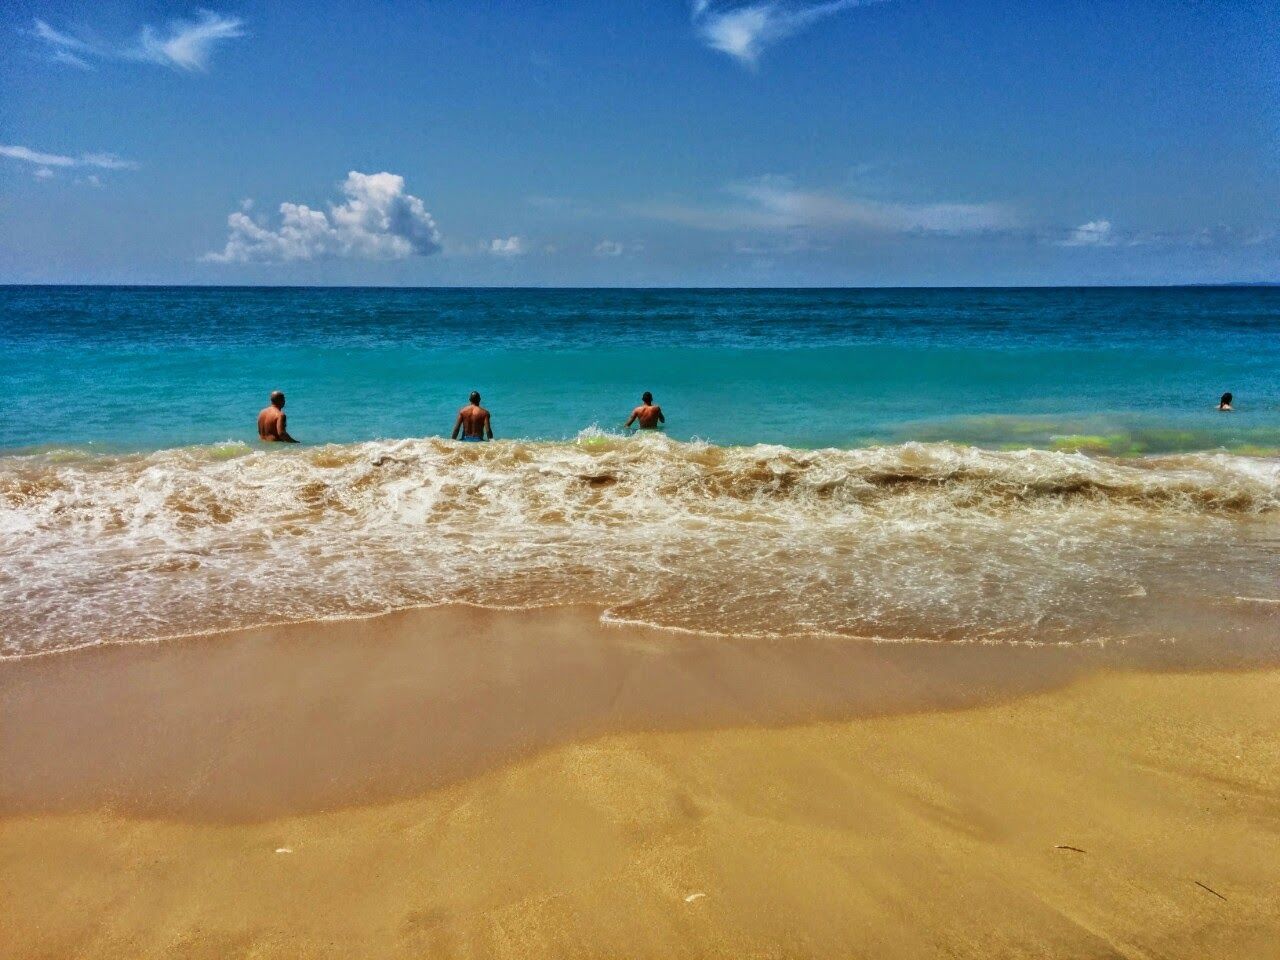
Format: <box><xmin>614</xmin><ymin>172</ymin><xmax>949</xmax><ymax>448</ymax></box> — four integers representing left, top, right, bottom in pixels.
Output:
<box><xmin>594</xmin><ymin>240</ymin><xmax>627</xmax><ymax>257</ymax></box>
<box><xmin>51</xmin><ymin>49</ymin><xmax>94</xmax><ymax>70</ymax></box>
<box><xmin>205</xmin><ymin>171</ymin><xmax>443</xmax><ymax>263</ymax></box>
<box><xmin>79</xmin><ymin>152</ymin><xmax>139</xmax><ymax>171</ymax></box>
<box><xmin>136</xmin><ymin>11</ymin><xmax>245</xmax><ymax>70</ymax></box>
<box><xmin>488</xmin><ymin>236</ymin><xmax>526</xmax><ymax>256</ymax></box>
<box><xmin>0</xmin><ymin>144</ymin><xmax>139</xmax><ymax>177</ymax></box>
<box><xmin>691</xmin><ymin>0</ymin><xmax>881</xmax><ymax>66</ymax></box>
<box><xmin>33</xmin><ymin>10</ymin><xmax>245</xmax><ymax>72</ymax></box>
<box><xmin>1</xmin><ymin>144</ymin><xmax>77</xmax><ymax>168</ymax></box>
<box><xmin>32</xmin><ymin>20</ymin><xmax>93</xmax><ymax>56</ymax></box>
<box><xmin>1052</xmin><ymin>219</ymin><xmax>1276</xmax><ymax>250</ymax></box>
<box><xmin>638</xmin><ymin>175</ymin><xmax>1014</xmax><ymax>236</ymax></box>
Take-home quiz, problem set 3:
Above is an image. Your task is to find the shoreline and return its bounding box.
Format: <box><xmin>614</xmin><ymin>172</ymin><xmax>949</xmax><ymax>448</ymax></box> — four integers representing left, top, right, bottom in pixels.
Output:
<box><xmin>1</xmin><ymin>605</ymin><xmax>1110</xmax><ymax>823</ymax></box>
<box><xmin>1</xmin><ymin>604</ymin><xmax>1276</xmax><ymax>957</ymax></box>
<box><xmin>4</xmin><ymin>603</ymin><xmax>1279</xmax><ymax>823</ymax></box>
<box><xmin>5</xmin><ymin>434</ymin><xmax>1279</xmax><ymax>659</ymax></box>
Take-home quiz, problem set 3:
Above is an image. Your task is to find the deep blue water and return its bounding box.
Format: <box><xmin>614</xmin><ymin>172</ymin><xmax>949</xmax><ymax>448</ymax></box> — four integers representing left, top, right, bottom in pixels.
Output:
<box><xmin>3</xmin><ymin>286</ymin><xmax>1279</xmax><ymax>454</ymax></box>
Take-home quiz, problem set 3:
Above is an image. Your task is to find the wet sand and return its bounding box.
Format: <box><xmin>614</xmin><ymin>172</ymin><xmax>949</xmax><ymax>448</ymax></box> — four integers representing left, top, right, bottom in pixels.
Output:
<box><xmin>2</xmin><ymin>607</ymin><xmax>1279</xmax><ymax>958</ymax></box>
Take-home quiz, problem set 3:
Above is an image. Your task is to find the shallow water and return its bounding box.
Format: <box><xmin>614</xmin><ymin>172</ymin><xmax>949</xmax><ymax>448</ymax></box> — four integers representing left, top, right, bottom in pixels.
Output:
<box><xmin>2</xmin><ymin>286</ymin><xmax>1278</xmax><ymax>657</ymax></box>
<box><xmin>4</xmin><ymin>286</ymin><xmax>1280</xmax><ymax>453</ymax></box>
<box><xmin>2</xmin><ymin>434</ymin><xmax>1277</xmax><ymax>656</ymax></box>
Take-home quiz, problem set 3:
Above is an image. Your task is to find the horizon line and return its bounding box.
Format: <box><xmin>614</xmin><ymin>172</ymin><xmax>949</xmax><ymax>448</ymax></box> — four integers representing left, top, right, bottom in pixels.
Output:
<box><xmin>3</xmin><ymin>282</ymin><xmax>1278</xmax><ymax>292</ymax></box>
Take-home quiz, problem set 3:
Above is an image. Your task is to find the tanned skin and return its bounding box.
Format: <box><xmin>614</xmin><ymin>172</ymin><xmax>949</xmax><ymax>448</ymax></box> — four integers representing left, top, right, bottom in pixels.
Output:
<box><xmin>625</xmin><ymin>392</ymin><xmax>665</xmax><ymax>430</ymax></box>
<box><xmin>452</xmin><ymin>392</ymin><xmax>493</xmax><ymax>440</ymax></box>
<box><xmin>257</xmin><ymin>391</ymin><xmax>298</xmax><ymax>443</ymax></box>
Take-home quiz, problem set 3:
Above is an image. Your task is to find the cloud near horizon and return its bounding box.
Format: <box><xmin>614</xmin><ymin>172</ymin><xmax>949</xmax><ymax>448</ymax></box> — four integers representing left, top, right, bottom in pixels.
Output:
<box><xmin>34</xmin><ymin>11</ymin><xmax>245</xmax><ymax>72</ymax></box>
<box><xmin>639</xmin><ymin>175</ymin><xmax>1014</xmax><ymax>236</ymax></box>
<box><xmin>1057</xmin><ymin>220</ymin><xmax>1116</xmax><ymax>247</ymax></box>
<box><xmin>488</xmin><ymin>236</ymin><xmax>526</xmax><ymax>256</ymax></box>
<box><xmin>1050</xmin><ymin>219</ymin><xmax>1274</xmax><ymax>251</ymax></box>
<box><xmin>691</xmin><ymin>0</ymin><xmax>881</xmax><ymax>66</ymax></box>
<box><xmin>205</xmin><ymin>172</ymin><xmax>443</xmax><ymax>264</ymax></box>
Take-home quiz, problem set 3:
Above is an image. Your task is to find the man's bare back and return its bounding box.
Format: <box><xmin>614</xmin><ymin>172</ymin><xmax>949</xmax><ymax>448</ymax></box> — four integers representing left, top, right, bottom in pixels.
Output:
<box><xmin>257</xmin><ymin>391</ymin><xmax>298</xmax><ymax>442</ymax></box>
<box><xmin>625</xmin><ymin>391</ymin><xmax>665</xmax><ymax>430</ymax></box>
<box><xmin>452</xmin><ymin>392</ymin><xmax>493</xmax><ymax>441</ymax></box>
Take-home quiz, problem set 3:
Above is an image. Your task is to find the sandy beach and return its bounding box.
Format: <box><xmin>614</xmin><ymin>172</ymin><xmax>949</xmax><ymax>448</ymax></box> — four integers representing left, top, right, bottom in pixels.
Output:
<box><xmin>8</xmin><ymin>0</ymin><xmax>1280</xmax><ymax>954</ymax></box>
<box><xmin>3</xmin><ymin>606</ymin><xmax>1278</xmax><ymax>959</ymax></box>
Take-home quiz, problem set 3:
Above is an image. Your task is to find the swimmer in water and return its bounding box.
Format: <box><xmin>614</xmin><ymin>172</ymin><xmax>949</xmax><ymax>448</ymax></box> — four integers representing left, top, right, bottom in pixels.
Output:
<box><xmin>1218</xmin><ymin>392</ymin><xmax>1234</xmax><ymax>411</ymax></box>
<box><xmin>452</xmin><ymin>391</ymin><xmax>493</xmax><ymax>441</ymax></box>
<box><xmin>257</xmin><ymin>391</ymin><xmax>299</xmax><ymax>442</ymax></box>
<box><xmin>625</xmin><ymin>391</ymin><xmax>665</xmax><ymax>431</ymax></box>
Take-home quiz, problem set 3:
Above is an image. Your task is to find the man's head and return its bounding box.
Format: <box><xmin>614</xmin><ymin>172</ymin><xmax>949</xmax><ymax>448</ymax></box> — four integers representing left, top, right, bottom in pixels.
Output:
<box><xmin>642</xmin><ymin>391</ymin><xmax>653</xmax><ymax>405</ymax></box>
<box><xmin>270</xmin><ymin>390</ymin><xmax>286</xmax><ymax>408</ymax></box>
<box><xmin>469</xmin><ymin>391</ymin><xmax>481</xmax><ymax>405</ymax></box>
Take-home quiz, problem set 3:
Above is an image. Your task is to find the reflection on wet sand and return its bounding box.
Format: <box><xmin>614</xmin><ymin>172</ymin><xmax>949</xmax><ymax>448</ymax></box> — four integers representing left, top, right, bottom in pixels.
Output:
<box><xmin>3</xmin><ymin>604</ymin><xmax>1277</xmax><ymax>822</ymax></box>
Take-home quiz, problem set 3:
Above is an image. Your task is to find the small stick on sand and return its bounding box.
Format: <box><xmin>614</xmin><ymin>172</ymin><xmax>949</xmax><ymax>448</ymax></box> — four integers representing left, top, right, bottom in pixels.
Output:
<box><xmin>1054</xmin><ymin>845</ymin><xmax>1087</xmax><ymax>854</ymax></box>
<box><xmin>1194</xmin><ymin>881</ymin><xmax>1227</xmax><ymax>902</ymax></box>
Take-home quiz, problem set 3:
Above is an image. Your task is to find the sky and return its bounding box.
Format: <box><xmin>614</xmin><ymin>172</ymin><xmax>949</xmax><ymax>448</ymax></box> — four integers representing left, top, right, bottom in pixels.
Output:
<box><xmin>1</xmin><ymin>0</ymin><xmax>1278</xmax><ymax>286</ymax></box>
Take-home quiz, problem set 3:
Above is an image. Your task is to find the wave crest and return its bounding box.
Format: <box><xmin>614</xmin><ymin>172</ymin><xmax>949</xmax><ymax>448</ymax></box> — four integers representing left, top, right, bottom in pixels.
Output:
<box><xmin>2</xmin><ymin>437</ymin><xmax>1278</xmax><ymax>655</ymax></box>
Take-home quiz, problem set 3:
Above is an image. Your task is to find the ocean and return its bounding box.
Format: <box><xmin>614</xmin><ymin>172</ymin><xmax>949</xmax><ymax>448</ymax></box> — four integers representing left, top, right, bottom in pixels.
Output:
<box><xmin>2</xmin><ymin>285</ymin><xmax>1278</xmax><ymax>657</ymax></box>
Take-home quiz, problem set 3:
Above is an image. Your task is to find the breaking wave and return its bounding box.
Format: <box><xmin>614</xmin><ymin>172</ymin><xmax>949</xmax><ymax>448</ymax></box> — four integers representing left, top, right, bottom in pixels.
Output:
<box><xmin>2</xmin><ymin>434</ymin><xmax>1278</xmax><ymax>656</ymax></box>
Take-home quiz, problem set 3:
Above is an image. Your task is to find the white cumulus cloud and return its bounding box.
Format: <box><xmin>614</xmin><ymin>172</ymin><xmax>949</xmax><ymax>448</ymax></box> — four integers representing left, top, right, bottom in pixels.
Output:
<box><xmin>1058</xmin><ymin>220</ymin><xmax>1116</xmax><ymax>247</ymax></box>
<box><xmin>205</xmin><ymin>171</ymin><xmax>443</xmax><ymax>264</ymax></box>
<box><xmin>489</xmin><ymin>236</ymin><xmax>525</xmax><ymax>256</ymax></box>
<box><xmin>691</xmin><ymin>0</ymin><xmax>881</xmax><ymax>66</ymax></box>
<box><xmin>34</xmin><ymin>10</ymin><xmax>245</xmax><ymax>72</ymax></box>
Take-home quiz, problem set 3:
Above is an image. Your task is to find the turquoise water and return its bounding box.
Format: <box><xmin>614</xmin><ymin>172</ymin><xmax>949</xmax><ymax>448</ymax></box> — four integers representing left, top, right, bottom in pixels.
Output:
<box><xmin>3</xmin><ymin>286</ymin><xmax>1279</xmax><ymax>454</ymax></box>
<box><xmin>3</xmin><ymin>286</ymin><xmax>1279</xmax><ymax>657</ymax></box>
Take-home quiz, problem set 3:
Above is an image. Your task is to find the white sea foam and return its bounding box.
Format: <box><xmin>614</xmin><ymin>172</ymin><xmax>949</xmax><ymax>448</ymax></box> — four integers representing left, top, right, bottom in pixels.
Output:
<box><xmin>2</xmin><ymin>437</ymin><xmax>1278</xmax><ymax>656</ymax></box>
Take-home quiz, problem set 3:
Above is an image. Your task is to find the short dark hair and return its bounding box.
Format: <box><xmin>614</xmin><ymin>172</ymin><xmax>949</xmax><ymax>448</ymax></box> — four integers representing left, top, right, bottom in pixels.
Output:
<box><xmin>270</xmin><ymin>390</ymin><xmax>285</xmax><ymax>404</ymax></box>
<box><xmin>469</xmin><ymin>391</ymin><xmax>481</xmax><ymax>404</ymax></box>
<box><xmin>642</xmin><ymin>391</ymin><xmax>653</xmax><ymax>404</ymax></box>
<box><xmin>1221</xmin><ymin>392</ymin><xmax>1233</xmax><ymax>405</ymax></box>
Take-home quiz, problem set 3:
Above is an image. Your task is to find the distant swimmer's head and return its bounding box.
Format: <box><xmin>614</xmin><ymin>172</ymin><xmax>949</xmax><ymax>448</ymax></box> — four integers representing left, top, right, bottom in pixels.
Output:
<box><xmin>642</xmin><ymin>391</ymin><xmax>653</xmax><ymax>405</ymax></box>
<box><xmin>469</xmin><ymin>391</ymin><xmax>481</xmax><ymax>405</ymax></box>
<box><xmin>1219</xmin><ymin>392</ymin><xmax>1233</xmax><ymax>410</ymax></box>
<box><xmin>270</xmin><ymin>390</ymin><xmax>286</xmax><ymax>408</ymax></box>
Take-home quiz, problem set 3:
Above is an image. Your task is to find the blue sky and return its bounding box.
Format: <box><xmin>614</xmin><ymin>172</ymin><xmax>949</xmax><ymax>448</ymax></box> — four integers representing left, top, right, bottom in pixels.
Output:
<box><xmin>1</xmin><ymin>0</ymin><xmax>1277</xmax><ymax>285</ymax></box>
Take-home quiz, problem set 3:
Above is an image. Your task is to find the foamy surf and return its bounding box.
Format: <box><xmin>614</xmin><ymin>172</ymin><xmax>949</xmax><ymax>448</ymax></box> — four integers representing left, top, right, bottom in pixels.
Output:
<box><xmin>2</xmin><ymin>436</ymin><xmax>1278</xmax><ymax>657</ymax></box>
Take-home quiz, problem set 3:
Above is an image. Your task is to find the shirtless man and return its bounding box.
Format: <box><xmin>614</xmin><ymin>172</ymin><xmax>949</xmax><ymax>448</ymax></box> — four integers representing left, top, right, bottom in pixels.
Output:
<box><xmin>451</xmin><ymin>391</ymin><xmax>493</xmax><ymax>441</ymax></box>
<box><xmin>257</xmin><ymin>391</ymin><xmax>299</xmax><ymax>443</ymax></box>
<box><xmin>625</xmin><ymin>391</ymin><xmax>665</xmax><ymax>431</ymax></box>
